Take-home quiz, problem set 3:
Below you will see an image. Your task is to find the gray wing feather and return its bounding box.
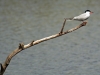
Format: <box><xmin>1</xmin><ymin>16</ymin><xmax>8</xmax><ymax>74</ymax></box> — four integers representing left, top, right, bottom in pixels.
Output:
<box><xmin>73</xmin><ymin>13</ymin><xmax>88</xmax><ymax>21</ymax></box>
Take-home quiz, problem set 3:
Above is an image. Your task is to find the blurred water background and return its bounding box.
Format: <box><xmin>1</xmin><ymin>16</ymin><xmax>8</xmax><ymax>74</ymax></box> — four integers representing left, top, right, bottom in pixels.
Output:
<box><xmin>0</xmin><ymin>0</ymin><xmax>100</xmax><ymax>75</ymax></box>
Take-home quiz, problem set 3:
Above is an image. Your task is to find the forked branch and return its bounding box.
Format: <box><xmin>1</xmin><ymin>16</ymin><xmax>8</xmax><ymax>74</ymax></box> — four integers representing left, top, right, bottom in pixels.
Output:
<box><xmin>0</xmin><ymin>19</ymin><xmax>87</xmax><ymax>75</ymax></box>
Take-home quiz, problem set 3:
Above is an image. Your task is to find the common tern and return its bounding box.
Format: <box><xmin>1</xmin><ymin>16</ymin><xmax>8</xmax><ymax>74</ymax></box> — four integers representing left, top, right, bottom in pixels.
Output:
<box><xmin>67</xmin><ymin>10</ymin><xmax>93</xmax><ymax>21</ymax></box>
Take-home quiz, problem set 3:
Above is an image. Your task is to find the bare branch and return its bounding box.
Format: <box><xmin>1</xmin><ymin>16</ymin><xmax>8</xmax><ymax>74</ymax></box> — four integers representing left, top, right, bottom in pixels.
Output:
<box><xmin>0</xmin><ymin>19</ymin><xmax>87</xmax><ymax>75</ymax></box>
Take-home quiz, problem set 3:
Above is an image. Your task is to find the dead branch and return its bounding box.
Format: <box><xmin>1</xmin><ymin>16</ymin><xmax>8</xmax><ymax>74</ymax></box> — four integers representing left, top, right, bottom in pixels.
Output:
<box><xmin>0</xmin><ymin>19</ymin><xmax>87</xmax><ymax>75</ymax></box>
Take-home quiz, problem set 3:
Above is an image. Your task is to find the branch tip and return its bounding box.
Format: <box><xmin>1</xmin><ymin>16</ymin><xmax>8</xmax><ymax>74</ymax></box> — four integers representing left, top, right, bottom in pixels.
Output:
<box><xmin>30</xmin><ymin>40</ymin><xmax>34</xmax><ymax>46</ymax></box>
<box><xmin>81</xmin><ymin>22</ymin><xmax>87</xmax><ymax>26</ymax></box>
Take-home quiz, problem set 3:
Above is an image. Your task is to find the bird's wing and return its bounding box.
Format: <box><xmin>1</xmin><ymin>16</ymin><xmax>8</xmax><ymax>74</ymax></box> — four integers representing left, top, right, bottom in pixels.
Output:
<box><xmin>73</xmin><ymin>13</ymin><xmax>87</xmax><ymax>20</ymax></box>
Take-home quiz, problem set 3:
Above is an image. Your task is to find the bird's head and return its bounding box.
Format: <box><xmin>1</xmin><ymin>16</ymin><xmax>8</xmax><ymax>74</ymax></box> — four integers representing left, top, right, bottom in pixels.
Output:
<box><xmin>85</xmin><ymin>10</ymin><xmax>93</xmax><ymax>14</ymax></box>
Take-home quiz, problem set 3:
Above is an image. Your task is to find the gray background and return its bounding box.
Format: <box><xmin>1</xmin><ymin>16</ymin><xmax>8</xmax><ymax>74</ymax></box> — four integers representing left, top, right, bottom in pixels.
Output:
<box><xmin>0</xmin><ymin>0</ymin><xmax>100</xmax><ymax>75</ymax></box>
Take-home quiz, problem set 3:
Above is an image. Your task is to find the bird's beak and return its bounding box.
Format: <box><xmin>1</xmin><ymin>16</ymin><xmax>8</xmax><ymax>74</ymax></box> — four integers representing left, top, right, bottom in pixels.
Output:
<box><xmin>90</xmin><ymin>12</ymin><xmax>93</xmax><ymax>14</ymax></box>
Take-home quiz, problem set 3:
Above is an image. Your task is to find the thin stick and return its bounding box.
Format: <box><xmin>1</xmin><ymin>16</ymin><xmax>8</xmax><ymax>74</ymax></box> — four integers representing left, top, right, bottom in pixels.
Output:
<box><xmin>59</xmin><ymin>18</ymin><xmax>67</xmax><ymax>34</ymax></box>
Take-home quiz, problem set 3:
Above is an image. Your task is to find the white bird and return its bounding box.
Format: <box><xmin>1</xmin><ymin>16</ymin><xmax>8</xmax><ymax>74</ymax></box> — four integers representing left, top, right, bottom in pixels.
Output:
<box><xmin>67</xmin><ymin>10</ymin><xmax>93</xmax><ymax>21</ymax></box>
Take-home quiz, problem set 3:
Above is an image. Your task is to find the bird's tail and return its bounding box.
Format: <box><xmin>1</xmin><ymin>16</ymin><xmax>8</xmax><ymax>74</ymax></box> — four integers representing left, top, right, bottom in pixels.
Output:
<box><xmin>66</xmin><ymin>18</ymin><xmax>73</xmax><ymax>21</ymax></box>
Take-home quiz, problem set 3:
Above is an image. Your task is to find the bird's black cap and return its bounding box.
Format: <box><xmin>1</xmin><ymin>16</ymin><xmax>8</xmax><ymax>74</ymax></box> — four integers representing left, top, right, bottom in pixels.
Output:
<box><xmin>85</xmin><ymin>10</ymin><xmax>91</xmax><ymax>13</ymax></box>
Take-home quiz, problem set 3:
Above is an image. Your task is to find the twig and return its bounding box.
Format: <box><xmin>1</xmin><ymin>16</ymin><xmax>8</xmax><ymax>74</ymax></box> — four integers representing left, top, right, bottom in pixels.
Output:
<box><xmin>59</xmin><ymin>18</ymin><xmax>67</xmax><ymax>34</ymax></box>
<box><xmin>0</xmin><ymin>19</ymin><xmax>87</xmax><ymax>75</ymax></box>
<box><xmin>30</xmin><ymin>40</ymin><xmax>34</xmax><ymax>46</ymax></box>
